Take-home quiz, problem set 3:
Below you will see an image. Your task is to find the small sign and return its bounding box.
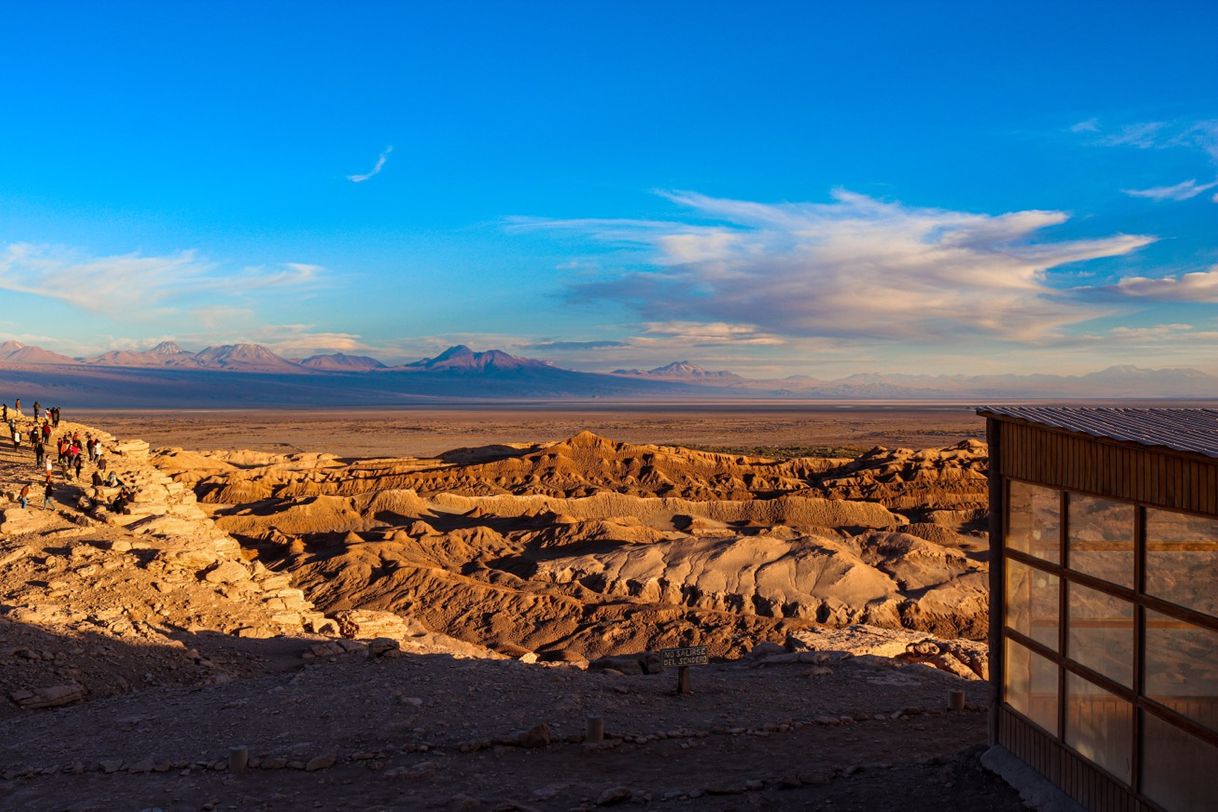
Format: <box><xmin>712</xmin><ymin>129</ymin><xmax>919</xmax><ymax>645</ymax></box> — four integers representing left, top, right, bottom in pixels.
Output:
<box><xmin>661</xmin><ymin>646</ymin><xmax>709</xmax><ymax>668</ymax></box>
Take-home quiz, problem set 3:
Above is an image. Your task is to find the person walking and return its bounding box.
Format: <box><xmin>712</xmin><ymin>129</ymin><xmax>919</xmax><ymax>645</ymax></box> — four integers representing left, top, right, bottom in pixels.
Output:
<box><xmin>18</xmin><ymin>483</ymin><xmax>30</xmax><ymax>510</ymax></box>
<box><xmin>42</xmin><ymin>479</ymin><xmax>53</xmax><ymax>509</ymax></box>
<box><xmin>73</xmin><ymin>454</ymin><xmax>83</xmax><ymax>480</ymax></box>
<box><xmin>32</xmin><ymin>401</ymin><xmax>40</xmax><ymax>420</ymax></box>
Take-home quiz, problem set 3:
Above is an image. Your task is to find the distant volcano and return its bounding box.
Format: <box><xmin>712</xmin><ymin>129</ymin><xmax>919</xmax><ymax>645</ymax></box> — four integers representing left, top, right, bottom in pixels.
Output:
<box><xmin>0</xmin><ymin>340</ymin><xmax>78</xmax><ymax>366</ymax></box>
<box><xmin>400</xmin><ymin>345</ymin><xmax>554</xmax><ymax>372</ymax></box>
<box><xmin>299</xmin><ymin>352</ymin><xmax>387</xmax><ymax>372</ymax></box>
<box><xmin>614</xmin><ymin>360</ymin><xmax>744</xmax><ymax>382</ymax></box>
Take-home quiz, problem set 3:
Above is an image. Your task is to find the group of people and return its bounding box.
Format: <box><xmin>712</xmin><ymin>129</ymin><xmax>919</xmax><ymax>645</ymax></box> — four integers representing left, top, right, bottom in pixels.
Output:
<box><xmin>5</xmin><ymin>399</ymin><xmax>131</xmax><ymax>514</ymax></box>
<box><xmin>2</xmin><ymin>400</ymin><xmax>61</xmax><ymax>427</ymax></box>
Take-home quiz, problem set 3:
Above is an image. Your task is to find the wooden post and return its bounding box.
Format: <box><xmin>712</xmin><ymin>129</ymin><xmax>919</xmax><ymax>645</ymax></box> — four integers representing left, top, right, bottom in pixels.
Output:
<box><xmin>228</xmin><ymin>745</ymin><xmax>249</xmax><ymax>773</ymax></box>
<box><xmin>949</xmin><ymin>689</ymin><xmax>966</xmax><ymax>712</ymax></box>
<box><xmin>677</xmin><ymin>665</ymin><xmax>691</xmax><ymax>695</ymax></box>
<box><xmin>660</xmin><ymin>645</ymin><xmax>707</xmax><ymax>695</ymax></box>
<box><xmin>585</xmin><ymin>716</ymin><xmax>604</xmax><ymax>743</ymax></box>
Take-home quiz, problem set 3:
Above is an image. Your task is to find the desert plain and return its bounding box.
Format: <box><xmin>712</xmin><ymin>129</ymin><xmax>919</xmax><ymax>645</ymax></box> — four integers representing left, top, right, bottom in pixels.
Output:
<box><xmin>0</xmin><ymin>405</ymin><xmax>1028</xmax><ymax>810</ymax></box>
<box><xmin>74</xmin><ymin>405</ymin><xmax>986</xmax><ymax>458</ymax></box>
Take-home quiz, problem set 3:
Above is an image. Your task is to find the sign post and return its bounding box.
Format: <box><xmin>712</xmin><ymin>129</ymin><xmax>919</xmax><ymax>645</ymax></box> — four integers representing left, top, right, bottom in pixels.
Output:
<box><xmin>660</xmin><ymin>645</ymin><xmax>708</xmax><ymax>695</ymax></box>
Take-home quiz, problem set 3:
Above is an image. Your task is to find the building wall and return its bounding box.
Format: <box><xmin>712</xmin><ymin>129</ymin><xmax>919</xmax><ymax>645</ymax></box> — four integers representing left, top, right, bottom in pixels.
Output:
<box><xmin>988</xmin><ymin>417</ymin><xmax>1218</xmax><ymax>812</ymax></box>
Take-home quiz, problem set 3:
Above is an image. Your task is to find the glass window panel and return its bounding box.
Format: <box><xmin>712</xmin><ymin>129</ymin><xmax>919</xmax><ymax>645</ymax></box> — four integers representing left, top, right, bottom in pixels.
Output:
<box><xmin>1141</xmin><ymin>713</ymin><xmax>1218</xmax><ymax>812</ymax></box>
<box><xmin>1005</xmin><ymin>557</ymin><xmax>1059</xmax><ymax>650</ymax></box>
<box><xmin>1004</xmin><ymin>637</ymin><xmax>1058</xmax><ymax>734</ymax></box>
<box><xmin>1067</xmin><ymin>494</ymin><xmax>1134</xmax><ymax>587</ymax></box>
<box><xmin>1067</xmin><ymin>582</ymin><xmax>1133</xmax><ymax>688</ymax></box>
<box><xmin>1145</xmin><ymin>610</ymin><xmax>1218</xmax><ymax>735</ymax></box>
<box><xmin>1007</xmin><ymin>481</ymin><xmax>1060</xmax><ymax>563</ymax></box>
<box><xmin>1146</xmin><ymin>509</ymin><xmax>1218</xmax><ymax>616</ymax></box>
<box><xmin>1065</xmin><ymin>672</ymin><xmax>1132</xmax><ymax>782</ymax></box>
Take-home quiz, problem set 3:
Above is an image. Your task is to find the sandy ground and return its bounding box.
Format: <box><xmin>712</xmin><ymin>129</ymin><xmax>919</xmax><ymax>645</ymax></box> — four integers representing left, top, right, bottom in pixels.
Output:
<box><xmin>74</xmin><ymin>406</ymin><xmax>986</xmax><ymax>459</ymax></box>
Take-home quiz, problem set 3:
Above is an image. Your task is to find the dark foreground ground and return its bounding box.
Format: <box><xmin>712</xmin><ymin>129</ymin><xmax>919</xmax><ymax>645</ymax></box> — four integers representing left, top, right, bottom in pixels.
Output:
<box><xmin>0</xmin><ymin>645</ymin><xmax>1023</xmax><ymax>810</ymax></box>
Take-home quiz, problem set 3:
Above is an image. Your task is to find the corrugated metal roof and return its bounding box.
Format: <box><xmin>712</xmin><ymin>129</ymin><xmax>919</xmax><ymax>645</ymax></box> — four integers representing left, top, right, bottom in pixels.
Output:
<box><xmin>976</xmin><ymin>406</ymin><xmax>1218</xmax><ymax>459</ymax></box>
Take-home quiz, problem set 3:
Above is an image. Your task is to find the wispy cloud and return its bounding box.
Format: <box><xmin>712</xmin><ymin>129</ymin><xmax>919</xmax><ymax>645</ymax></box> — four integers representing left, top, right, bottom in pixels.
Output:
<box><xmin>1122</xmin><ymin>178</ymin><xmax>1218</xmax><ymax>201</ymax></box>
<box><xmin>347</xmin><ymin>145</ymin><xmax>393</xmax><ymax>183</ymax></box>
<box><xmin>1097</xmin><ymin>121</ymin><xmax>1167</xmax><ymax>149</ymax></box>
<box><xmin>1080</xmin><ymin>118</ymin><xmax>1218</xmax><ymax>200</ymax></box>
<box><xmin>0</xmin><ymin>243</ymin><xmax>324</xmax><ymax>318</ymax></box>
<box><xmin>519</xmin><ymin>189</ymin><xmax>1154</xmax><ymax>344</ymax></box>
<box><xmin>637</xmin><ymin>321</ymin><xmax>784</xmax><ymax>346</ymax></box>
<box><xmin>522</xmin><ymin>339</ymin><xmax>629</xmax><ymax>351</ymax></box>
<box><xmin>1112</xmin><ymin>267</ymin><xmax>1218</xmax><ymax>302</ymax></box>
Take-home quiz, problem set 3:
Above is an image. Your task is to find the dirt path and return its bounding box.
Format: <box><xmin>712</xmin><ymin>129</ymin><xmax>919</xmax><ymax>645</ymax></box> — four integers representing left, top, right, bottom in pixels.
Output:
<box><xmin>0</xmin><ymin>648</ymin><xmax>1019</xmax><ymax>810</ymax></box>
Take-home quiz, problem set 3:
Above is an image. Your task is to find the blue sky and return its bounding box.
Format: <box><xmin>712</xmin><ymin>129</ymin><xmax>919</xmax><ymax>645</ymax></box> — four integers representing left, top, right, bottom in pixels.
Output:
<box><xmin>1</xmin><ymin>2</ymin><xmax>1216</xmax><ymax>376</ymax></box>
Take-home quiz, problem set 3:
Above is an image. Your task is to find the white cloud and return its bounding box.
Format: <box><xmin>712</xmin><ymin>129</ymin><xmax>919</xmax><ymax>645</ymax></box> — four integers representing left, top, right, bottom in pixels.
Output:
<box><xmin>1113</xmin><ymin>267</ymin><xmax>1218</xmax><ymax>302</ymax></box>
<box><xmin>526</xmin><ymin>189</ymin><xmax>1154</xmax><ymax>343</ymax></box>
<box><xmin>1122</xmin><ymin>178</ymin><xmax>1218</xmax><ymax>201</ymax></box>
<box><xmin>1069</xmin><ymin>118</ymin><xmax>1100</xmax><ymax>134</ymax></box>
<box><xmin>638</xmin><ymin>321</ymin><xmax>784</xmax><ymax>346</ymax></box>
<box><xmin>1097</xmin><ymin>121</ymin><xmax>1166</xmax><ymax>149</ymax></box>
<box><xmin>244</xmin><ymin>324</ymin><xmax>372</xmax><ymax>356</ymax></box>
<box><xmin>0</xmin><ymin>243</ymin><xmax>324</xmax><ymax>318</ymax></box>
<box><xmin>347</xmin><ymin>146</ymin><xmax>393</xmax><ymax>183</ymax></box>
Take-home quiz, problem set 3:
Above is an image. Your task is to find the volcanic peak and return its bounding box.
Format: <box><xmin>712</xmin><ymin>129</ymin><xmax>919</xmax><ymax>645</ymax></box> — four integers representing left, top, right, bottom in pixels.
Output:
<box><xmin>403</xmin><ymin>345</ymin><xmax>552</xmax><ymax>372</ymax></box>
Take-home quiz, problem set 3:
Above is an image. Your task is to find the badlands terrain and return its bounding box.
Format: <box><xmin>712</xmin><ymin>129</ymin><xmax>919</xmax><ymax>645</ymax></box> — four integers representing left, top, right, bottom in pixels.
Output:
<box><xmin>0</xmin><ymin>408</ymin><xmax>1024</xmax><ymax>809</ymax></box>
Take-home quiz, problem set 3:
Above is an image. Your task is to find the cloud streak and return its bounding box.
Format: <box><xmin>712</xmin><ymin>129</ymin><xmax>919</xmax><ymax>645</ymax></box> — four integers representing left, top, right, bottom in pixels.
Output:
<box><xmin>520</xmin><ymin>189</ymin><xmax>1154</xmax><ymax>343</ymax></box>
<box><xmin>347</xmin><ymin>146</ymin><xmax>393</xmax><ymax>183</ymax></box>
<box><xmin>1122</xmin><ymin>178</ymin><xmax>1218</xmax><ymax>201</ymax></box>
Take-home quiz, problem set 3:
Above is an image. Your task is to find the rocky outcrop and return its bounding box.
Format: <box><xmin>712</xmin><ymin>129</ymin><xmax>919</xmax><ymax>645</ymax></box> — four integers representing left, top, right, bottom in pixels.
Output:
<box><xmin>147</xmin><ymin>432</ymin><xmax>991</xmax><ymax>664</ymax></box>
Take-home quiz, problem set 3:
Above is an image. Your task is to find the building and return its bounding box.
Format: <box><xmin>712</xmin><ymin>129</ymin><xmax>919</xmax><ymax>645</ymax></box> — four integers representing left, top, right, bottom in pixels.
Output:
<box><xmin>978</xmin><ymin>407</ymin><xmax>1218</xmax><ymax>812</ymax></box>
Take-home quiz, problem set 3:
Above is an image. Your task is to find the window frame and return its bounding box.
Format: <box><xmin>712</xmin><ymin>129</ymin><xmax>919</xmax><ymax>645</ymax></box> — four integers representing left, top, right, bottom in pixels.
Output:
<box><xmin>1000</xmin><ymin>479</ymin><xmax>1218</xmax><ymax>799</ymax></box>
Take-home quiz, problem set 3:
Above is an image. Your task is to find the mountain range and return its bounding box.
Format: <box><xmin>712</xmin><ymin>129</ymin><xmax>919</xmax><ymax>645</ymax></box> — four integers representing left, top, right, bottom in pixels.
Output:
<box><xmin>0</xmin><ymin>339</ymin><xmax>1216</xmax><ymax>406</ymax></box>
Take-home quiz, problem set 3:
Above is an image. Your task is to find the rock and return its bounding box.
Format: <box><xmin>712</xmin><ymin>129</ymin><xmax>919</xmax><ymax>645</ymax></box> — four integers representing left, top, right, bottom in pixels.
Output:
<box><xmin>10</xmin><ymin>683</ymin><xmax>86</xmax><ymax>709</ymax></box>
<box><xmin>305</xmin><ymin>754</ymin><xmax>336</xmax><ymax>771</ymax></box>
<box><xmin>749</xmin><ymin>641</ymin><xmax>786</xmax><ymax>659</ymax></box>
<box><xmin>385</xmin><ymin>761</ymin><xmax>437</xmax><ymax>780</ymax></box>
<box><xmin>515</xmin><ymin>723</ymin><xmax>552</xmax><ymax>748</ymax></box>
<box><xmin>304</xmin><ymin>616</ymin><xmax>340</xmax><ymax>635</ymax></box>
<box><xmin>203</xmin><ymin>560</ymin><xmax>248</xmax><ymax>584</ymax></box>
<box><xmin>0</xmin><ymin>509</ymin><xmax>56</xmax><ymax>536</ymax></box>
<box><xmin>368</xmin><ymin>637</ymin><xmax>400</xmax><ymax>657</ymax></box>
<box><xmin>597</xmin><ymin>787</ymin><xmax>633</xmax><ymax>806</ymax></box>
<box><xmin>333</xmin><ymin>609</ymin><xmax>412</xmax><ymax>640</ymax></box>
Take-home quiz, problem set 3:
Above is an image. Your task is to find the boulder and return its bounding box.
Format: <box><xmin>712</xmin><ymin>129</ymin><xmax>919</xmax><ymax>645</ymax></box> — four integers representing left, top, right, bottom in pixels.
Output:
<box><xmin>203</xmin><ymin>560</ymin><xmax>249</xmax><ymax>584</ymax></box>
